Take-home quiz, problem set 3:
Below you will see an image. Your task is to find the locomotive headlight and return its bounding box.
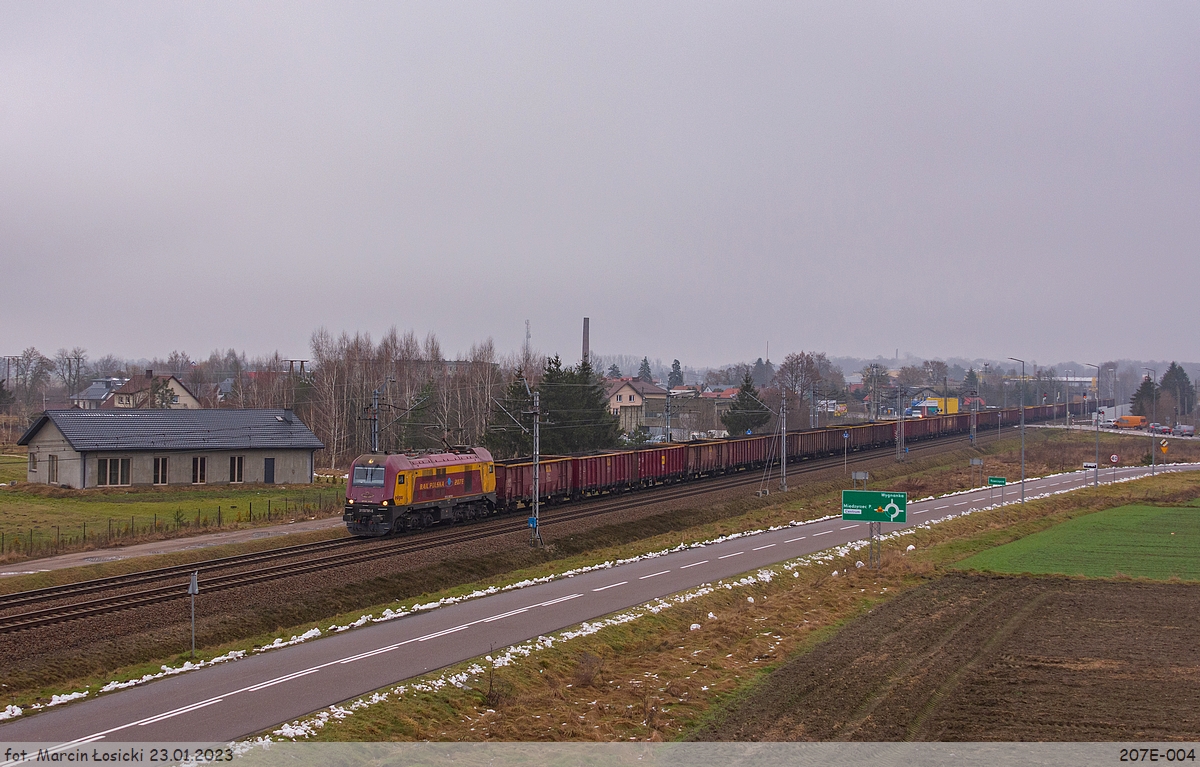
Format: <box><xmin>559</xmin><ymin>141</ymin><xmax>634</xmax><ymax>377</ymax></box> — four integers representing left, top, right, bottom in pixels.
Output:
<box><xmin>382</xmin><ymin>500</ymin><xmax>389</xmax><ymax>506</ymax></box>
<box><xmin>348</xmin><ymin>499</ymin><xmax>354</xmax><ymax>504</ymax></box>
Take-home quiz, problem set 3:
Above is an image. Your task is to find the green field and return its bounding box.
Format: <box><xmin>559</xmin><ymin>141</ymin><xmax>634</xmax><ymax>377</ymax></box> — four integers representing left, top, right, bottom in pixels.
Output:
<box><xmin>0</xmin><ymin>483</ymin><xmax>345</xmax><ymax>557</ymax></box>
<box><xmin>0</xmin><ymin>454</ymin><xmax>26</xmax><ymax>484</ymax></box>
<box><xmin>957</xmin><ymin>504</ymin><xmax>1200</xmax><ymax>580</ymax></box>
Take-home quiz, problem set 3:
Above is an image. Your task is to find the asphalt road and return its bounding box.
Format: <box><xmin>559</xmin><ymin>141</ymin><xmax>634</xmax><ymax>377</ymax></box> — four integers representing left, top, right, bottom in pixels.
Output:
<box><xmin>1</xmin><ymin>463</ymin><xmax>1193</xmax><ymax>747</ymax></box>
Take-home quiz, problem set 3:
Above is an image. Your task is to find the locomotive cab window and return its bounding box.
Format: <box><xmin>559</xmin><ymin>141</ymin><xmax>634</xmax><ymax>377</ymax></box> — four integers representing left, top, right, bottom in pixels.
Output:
<box><xmin>353</xmin><ymin>465</ymin><xmax>386</xmax><ymax>487</ymax></box>
<box><xmin>396</xmin><ymin>474</ymin><xmax>405</xmax><ymax>484</ymax></box>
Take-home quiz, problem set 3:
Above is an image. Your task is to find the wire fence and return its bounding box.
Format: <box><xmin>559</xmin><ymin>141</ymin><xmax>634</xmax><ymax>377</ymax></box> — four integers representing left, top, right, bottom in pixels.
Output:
<box><xmin>0</xmin><ymin>486</ymin><xmax>346</xmax><ymax>562</ymax></box>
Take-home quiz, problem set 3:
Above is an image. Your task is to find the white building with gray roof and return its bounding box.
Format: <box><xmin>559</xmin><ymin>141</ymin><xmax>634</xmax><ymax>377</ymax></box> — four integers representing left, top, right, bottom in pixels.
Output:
<box><xmin>18</xmin><ymin>409</ymin><xmax>324</xmax><ymax>488</ymax></box>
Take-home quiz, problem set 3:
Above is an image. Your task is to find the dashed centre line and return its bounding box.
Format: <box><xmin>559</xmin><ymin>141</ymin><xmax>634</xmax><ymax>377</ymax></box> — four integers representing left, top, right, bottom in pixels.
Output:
<box><xmin>752</xmin><ymin>544</ymin><xmax>776</xmax><ymax>551</ymax></box>
<box><xmin>812</xmin><ymin>530</ymin><xmax>832</xmax><ymax>537</ymax></box>
<box><xmin>591</xmin><ymin>581</ymin><xmax>627</xmax><ymax>592</ymax></box>
<box><xmin>679</xmin><ymin>560</ymin><xmax>708</xmax><ymax>569</ymax></box>
<box><xmin>840</xmin><ymin>525</ymin><xmax>858</xmax><ymax>530</ymax></box>
<box><xmin>935</xmin><ymin>505</ymin><xmax>949</xmax><ymax>509</ymax></box>
<box><xmin>638</xmin><ymin>570</ymin><xmax>670</xmax><ymax>580</ymax></box>
<box><xmin>784</xmin><ymin>536</ymin><xmax>806</xmax><ymax>543</ymax></box>
<box><xmin>717</xmin><ymin>552</ymin><xmax>743</xmax><ymax>560</ymax></box>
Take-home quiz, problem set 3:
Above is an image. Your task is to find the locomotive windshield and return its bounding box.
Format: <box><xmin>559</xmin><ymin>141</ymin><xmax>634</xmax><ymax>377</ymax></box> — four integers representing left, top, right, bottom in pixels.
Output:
<box><xmin>352</xmin><ymin>465</ymin><xmax>387</xmax><ymax>487</ymax></box>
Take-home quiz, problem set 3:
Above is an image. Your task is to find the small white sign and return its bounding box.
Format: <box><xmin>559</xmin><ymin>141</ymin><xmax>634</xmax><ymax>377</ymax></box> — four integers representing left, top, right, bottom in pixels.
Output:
<box><xmin>1083</xmin><ymin>462</ymin><xmax>1098</xmax><ymax>469</ymax></box>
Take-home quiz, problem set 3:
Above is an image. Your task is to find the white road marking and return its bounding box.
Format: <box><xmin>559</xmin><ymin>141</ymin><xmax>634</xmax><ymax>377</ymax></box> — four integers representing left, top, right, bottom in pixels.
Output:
<box><xmin>784</xmin><ymin>536</ymin><xmax>806</xmax><ymax>543</ymax></box>
<box><xmin>638</xmin><ymin>570</ymin><xmax>670</xmax><ymax>580</ymax></box>
<box><xmin>679</xmin><ymin>560</ymin><xmax>708</xmax><ymax>569</ymax></box>
<box><xmin>812</xmin><ymin>530</ymin><xmax>832</xmax><ymax>536</ymax></box>
<box><xmin>417</xmin><ymin>623</ymin><xmax>473</xmax><ymax>642</ymax></box>
<box><xmin>840</xmin><ymin>525</ymin><xmax>858</xmax><ymax>530</ymax></box>
<box><xmin>752</xmin><ymin>544</ymin><xmax>776</xmax><ymax>551</ymax></box>
<box><xmin>935</xmin><ymin>505</ymin><xmax>949</xmax><ymax>509</ymax></box>
<box><xmin>914</xmin><ymin>510</ymin><xmax>928</xmax><ymax>514</ymax></box>
<box><xmin>955</xmin><ymin>501</ymin><xmax>968</xmax><ymax>505</ymax></box>
<box><xmin>136</xmin><ymin>698</ymin><xmax>224</xmax><ymax>726</ymax></box>
<box><xmin>482</xmin><ymin>607</ymin><xmax>530</xmax><ymax>623</ymax></box>
<box><xmin>717</xmin><ymin>552</ymin><xmax>743</xmax><ymax>559</ymax></box>
<box><xmin>592</xmin><ymin>581</ymin><xmax>627</xmax><ymax>592</ymax></box>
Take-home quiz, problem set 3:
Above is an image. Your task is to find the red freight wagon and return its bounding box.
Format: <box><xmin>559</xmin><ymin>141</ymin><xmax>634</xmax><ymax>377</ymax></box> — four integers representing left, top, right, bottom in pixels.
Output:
<box><xmin>686</xmin><ymin>441</ymin><xmax>725</xmax><ymax>476</ymax></box>
<box><xmin>637</xmin><ymin>445</ymin><xmax>687</xmax><ymax>485</ymax></box>
<box><xmin>494</xmin><ymin>456</ymin><xmax>572</xmax><ymax>510</ymax></box>
<box><xmin>723</xmin><ymin>435</ymin><xmax>770</xmax><ymax>471</ymax></box>
<box><xmin>571</xmin><ymin>451</ymin><xmax>638</xmax><ymax>498</ymax></box>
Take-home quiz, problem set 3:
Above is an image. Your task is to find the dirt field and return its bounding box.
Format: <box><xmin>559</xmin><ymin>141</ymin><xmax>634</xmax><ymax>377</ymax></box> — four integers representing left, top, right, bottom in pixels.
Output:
<box><xmin>691</xmin><ymin>573</ymin><xmax>1200</xmax><ymax>741</ymax></box>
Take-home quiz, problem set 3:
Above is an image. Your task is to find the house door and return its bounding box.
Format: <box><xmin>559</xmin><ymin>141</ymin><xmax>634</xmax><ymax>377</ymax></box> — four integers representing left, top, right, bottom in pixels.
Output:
<box><xmin>264</xmin><ymin>457</ymin><xmax>275</xmax><ymax>484</ymax></box>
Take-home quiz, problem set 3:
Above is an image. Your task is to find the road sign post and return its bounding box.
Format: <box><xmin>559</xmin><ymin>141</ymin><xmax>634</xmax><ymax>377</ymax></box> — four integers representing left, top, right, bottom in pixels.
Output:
<box><xmin>843</xmin><ymin>431</ymin><xmax>849</xmax><ymax>473</ymax></box>
<box><xmin>851</xmin><ymin>471</ymin><xmax>869</xmax><ymax>490</ymax></box>
<box><xmin>842</xmin><ymin>490</ymin><xmax>907</xmax><ymax>570</ymax></box>
<box><xmin>988</xmin><ymin>476</ymin><xmax>1007</xmax><ymax>518</ymax></box>
<box><xmin>187</xmin><ymin>571</ymin><xmax>199</xmax><ymax>658</ymax></box>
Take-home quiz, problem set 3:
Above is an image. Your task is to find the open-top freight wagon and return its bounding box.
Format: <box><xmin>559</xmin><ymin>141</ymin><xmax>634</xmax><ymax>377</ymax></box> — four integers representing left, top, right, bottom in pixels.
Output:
<box><xmin>344</xmin><ymin>402</ymin><xmax>1087</xmax><ymax>536</ymax></box>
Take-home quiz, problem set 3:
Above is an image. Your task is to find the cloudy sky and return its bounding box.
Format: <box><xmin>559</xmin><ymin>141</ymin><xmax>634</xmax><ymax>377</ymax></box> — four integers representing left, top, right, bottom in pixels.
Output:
<box><xmin>2</xmin><ymin>2</ymin><xmax>1197</xmax><ymax>368</ymax></box>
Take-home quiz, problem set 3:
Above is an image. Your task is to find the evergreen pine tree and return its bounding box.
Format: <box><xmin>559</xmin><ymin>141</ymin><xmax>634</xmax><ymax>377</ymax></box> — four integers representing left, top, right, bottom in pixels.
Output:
<box><xmin>483</xmin><ymin>372</ymin><xmax>532</xmax><ymax>459</ymax></box>
<box><xmin>668</xmin><ymin>360</ymin><xmax>684</xmax><ymax>388</ymax></box>
<box><xmin>722</xmin><ymin>371</ymin><xmax>771</xmax><ymax>435</ymax></box>
<box><xmin>538</xmin><ymin>356</ymin><xmax>620</xmax><ymax>454</ymax></box>
<box><xmin>638</xmin><ymin>357</ymin><xmax>653</xmax><ymax>381</ymax></box>
<box><xmin>1131</xmin><ymin>375</ymin><xmax>1158</xmax><ymax>418</ymax></box>
<box><xmin>1160</xmin><ymin>362</ymin><xmax>1195</xmax><ymax>415</ymax></box>
<box><xmin>606</xmin><ymin>363</ymin><xmax>622</xmax><ymax>378</ymax></box>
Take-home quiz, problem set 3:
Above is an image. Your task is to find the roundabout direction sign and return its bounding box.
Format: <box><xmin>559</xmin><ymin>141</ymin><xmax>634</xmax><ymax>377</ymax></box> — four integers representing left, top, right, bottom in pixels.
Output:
<box><xmin>842</xmin><ymin>490</ymin><xmax>907</xmax><ymax>523</ymax></box>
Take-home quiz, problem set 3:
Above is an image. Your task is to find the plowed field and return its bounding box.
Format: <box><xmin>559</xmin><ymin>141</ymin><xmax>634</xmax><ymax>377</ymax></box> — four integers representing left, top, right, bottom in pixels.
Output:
<box><xmin>691</xmin><ymin>574</ymin><xmax>1200</xmax><ymax>741</ymax></box>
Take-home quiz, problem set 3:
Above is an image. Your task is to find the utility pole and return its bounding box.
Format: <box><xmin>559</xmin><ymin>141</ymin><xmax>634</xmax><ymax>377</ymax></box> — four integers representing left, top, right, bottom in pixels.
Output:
<box><xmin>530</xmin><ymin>388</ymin><xmax>542</xmax><ymax>546</ymax></box>
<box><xmin>1144</xmin><ymin>368</ymin><xmax>1157</xmax><ymax>476</ymax></box>
<box><xmin>370</xmin><ymin>388</ymin><xmax>380</xmax><ymax>453</ymax></box>
<box><xmin>1010</xmin><ymin>357</ymin><xmax>1026</xmax><ymax>503</ymax></box>
<box><xmin>896</xmin><ymin>385</ymin><xmax>906</xmax><ymax>462</ymax></box>
<box><xmin>665</xmin><ymin>390</ymin><xmax>672</xmax><ymax>443</ymax></box>
<box><xmin>1085</xmin><ymin>363</ymin><xmax>1100</xmax><ymax>486</ymax></box>
<box><xmin>780</xmin><ymin>395</ymin><xmax>787</xmax><ymax>492</ymax></box>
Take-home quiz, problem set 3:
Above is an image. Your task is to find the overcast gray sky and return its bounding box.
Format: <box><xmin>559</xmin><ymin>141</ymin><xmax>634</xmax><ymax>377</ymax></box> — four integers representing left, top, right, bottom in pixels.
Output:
<box><xmin>2</xmin><ymin>2</ymin><xmax>1197</xmax><ymax>368</ymax></box>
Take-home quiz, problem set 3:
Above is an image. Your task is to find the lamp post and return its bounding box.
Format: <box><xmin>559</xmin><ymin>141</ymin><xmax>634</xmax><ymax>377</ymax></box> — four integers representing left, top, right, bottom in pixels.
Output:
<box><xmin>1144</xmin><ymin>367</ymin><xmax>1157</xmax><ymax>476</ymax></box>
<box><xmin>1085</xmin><ymin>363</ymin><xmax>1100</xmax><ymax>486</ymax></box>
<box><xmin>1009</xmin><ymin>357</ymin><xmax>1026</xmax><ymax>503</ymax></box>
<box><xmin>1066</xmin><ymin>369</ymin><xmax>1073</xmax><ymax>427</ymax></box>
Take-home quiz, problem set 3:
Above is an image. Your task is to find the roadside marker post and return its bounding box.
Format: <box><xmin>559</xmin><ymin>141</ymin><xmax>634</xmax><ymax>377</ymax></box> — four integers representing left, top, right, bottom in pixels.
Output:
<box><xmin>842</xmin><ymin>490</ymin><xmax>908</xmax><ymax>569</ymax></box>
<box><xmin>187</xmin><ymin>571</ymin><xmax>199</xmax><ymax>658</ymax></box>
<box><xmin>1111</xmin><ymin>454</ymin><xmax>1119</xmax><ymax>482</ymax></box>
<box><xmin>970</xmin><ymin>457</ymin><xmax>984</xmax><ymax>487</ymax></box>
<box><xmin>851</xmin><ymin>471</ymin><xmax>869</xmax><ymax>490</ymax></box>
<box><xmin>988</xmin><ymin>476</ymin><xmax>1007</xmax><ymax>520</ymax></box>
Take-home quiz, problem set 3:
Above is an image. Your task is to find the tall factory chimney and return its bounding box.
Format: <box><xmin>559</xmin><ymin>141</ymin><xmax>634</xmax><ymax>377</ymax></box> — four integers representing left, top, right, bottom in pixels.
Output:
<box><xmin>582</xmin><ymin>317</ymin><xmax>590</xmax><ymax>365</ymax></box>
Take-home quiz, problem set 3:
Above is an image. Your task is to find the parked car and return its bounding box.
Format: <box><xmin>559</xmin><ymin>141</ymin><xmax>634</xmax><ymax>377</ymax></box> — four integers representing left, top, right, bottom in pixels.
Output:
<box><xmin>1172</xmin><ymin>424</ymin><xmax>1195</xmax><ymax>437</ymax></box>
<box><xmin>1100</xmin><ymin>418</ymin><xmax>1117</xmax><ymax>428</ymax></box>
<box><xmin>1149</xmin><ymin>423</ymin><xmax>1173</xmax><ymax>434</ymax></box>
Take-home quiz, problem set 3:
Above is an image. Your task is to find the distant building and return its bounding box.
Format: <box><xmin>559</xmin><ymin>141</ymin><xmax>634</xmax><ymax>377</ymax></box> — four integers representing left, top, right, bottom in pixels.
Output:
<box><xmin>70</xmin><ymin>377</ymin><xmax>127</xmax><ymax>410</ymax></box>
<box><xmin>102</xmin><ymin>370</ymin><xmax>200</xmax><ymax>410</ymax></box>
<box><xmin>605</xmin><ymin>378</ymin><xmax>667</xmax><ymax>435</ymax></box>
<box><xmin>19</xmin><ymin>409</ymin><xmax>324</xmax><ymax>488</ymax></box>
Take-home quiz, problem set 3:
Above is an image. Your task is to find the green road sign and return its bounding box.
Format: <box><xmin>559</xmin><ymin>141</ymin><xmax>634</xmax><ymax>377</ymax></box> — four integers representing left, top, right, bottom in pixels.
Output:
<box><xmin>988</xmin><ymin>476</ymin><xmax>1007</xmax><ymax>486</ymax></box>
<box><xmin>842</xmin><ymin>490</ymin><xmax>907</xmax><ymax>523</ymax></box>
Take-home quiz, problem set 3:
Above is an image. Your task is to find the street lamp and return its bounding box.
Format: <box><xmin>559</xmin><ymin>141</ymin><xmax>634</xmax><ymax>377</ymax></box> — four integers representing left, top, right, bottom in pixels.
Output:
<box><xmin>1066</xmin><ymin>369</ymin><xmax>1073</xmax><ymax>428</ymax></box>
<box><xmin>1144</xmin><ymin>367</ymin><xmax>1157</xmax><ymax>475</ymax></box>
<box><xmin>1009</xmin><ymin>357</ymin><xmax>1026</xmax><ymax>504</ymax></box>
<box><xmin>1085</xmin><ymin>363</ymin><xmax>1100</xmax><ymax>487</ymax></box>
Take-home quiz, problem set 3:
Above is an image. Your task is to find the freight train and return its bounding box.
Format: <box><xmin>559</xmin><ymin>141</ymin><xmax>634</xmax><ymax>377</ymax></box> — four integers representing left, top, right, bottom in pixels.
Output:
<box><xmin>343</xmin><ymin>402</ymin><xmax>1081</xmax><ymax>536</ymax></box>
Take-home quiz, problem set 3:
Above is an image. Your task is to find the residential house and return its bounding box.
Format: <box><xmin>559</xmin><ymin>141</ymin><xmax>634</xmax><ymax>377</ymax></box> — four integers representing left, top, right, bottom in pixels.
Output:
<box><xmin>102</xmin><ymin>370</ymin><xmax>200</xmax><ymax>410</ymax></box>
<box><xmin>70</xmin><ymin>378</ymin><xmax>127</xmax><ymax>410</ymax></box>
<box><xmin>605</xmin><ymin>378</ymin><xmax>667</xmax><ymax>436</ymax></box>
<box><xmin>19</xmin><ymin>408</ymin><xmax>324</xmax><ymax>488</ymax></box>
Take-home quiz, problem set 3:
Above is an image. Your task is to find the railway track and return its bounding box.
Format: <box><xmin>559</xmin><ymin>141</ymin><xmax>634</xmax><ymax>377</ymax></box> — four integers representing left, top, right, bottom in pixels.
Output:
<box><xmin>0</xmin><ymin>428</ymin><xmax>987</xmax><ymax>633</ymax></box>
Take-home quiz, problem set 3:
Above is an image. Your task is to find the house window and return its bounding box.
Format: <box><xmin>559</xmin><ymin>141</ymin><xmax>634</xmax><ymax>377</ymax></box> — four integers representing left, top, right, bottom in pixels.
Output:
<box><xmin>48</xmin><ymin>454</ymin><xmax>59</xmax><ymax>484</ymax></box>
<box><xmin>229</xmin><ymin>455</ymin><xmax>244</xmax><ymax>483</ymax></box>
<box><xmin>97</xmin><ymin>458</ymin><xmax>131</xmax><ymax>486</ymax></box>
<box><xmin>192</xmin><ymin>456</ymin><xmax>207</xmax><ymax>484</ymax></box>
<box><xmin>153</xmin><ymin>457</ymin><xmax>169</xmax><ymax>485</ymax></box>
<box><xmin>617</xmin><ymin>395</ymin><xmax>622</xmax><ymax>402</ymax></box>
<box><xmin>630</xmin><ymin>396</ymin><xmax>636</xmax><ymax>403</ymax></box>
<box><xmin>28</xmin><ymin>454</ymin><xmax>36</xmax><ymax>473</ymax></box>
